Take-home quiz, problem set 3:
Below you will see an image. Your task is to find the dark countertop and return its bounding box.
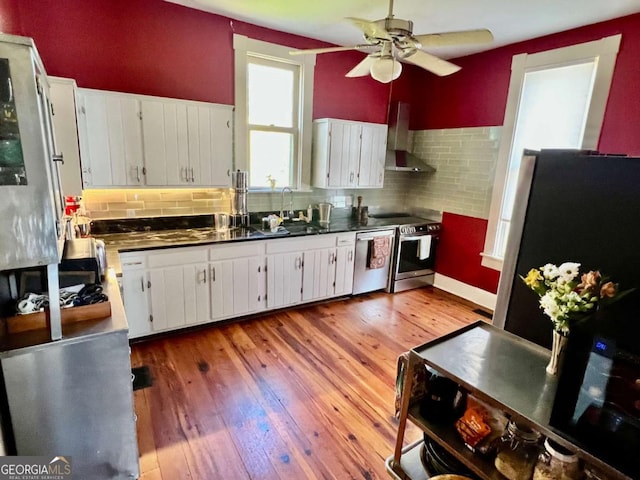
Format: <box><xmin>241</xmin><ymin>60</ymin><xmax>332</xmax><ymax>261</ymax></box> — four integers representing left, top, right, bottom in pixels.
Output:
<box><xmin>97</xmin><ymin>211</ymin><xmax>442</xmax><ymax>275</ymax></box>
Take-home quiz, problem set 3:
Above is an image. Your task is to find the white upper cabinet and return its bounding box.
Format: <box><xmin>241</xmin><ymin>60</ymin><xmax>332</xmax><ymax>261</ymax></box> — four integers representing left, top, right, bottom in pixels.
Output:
<box><xmin>312</xmin><ymin>118</ymin><xmax>387</xmax><ymax>189</ymax></box>
<box><xmin>76</xmin><ymin>89</ymin><xmax>144</xmax><ymax>188</ymax></box>
<box><xmin>49</xmin><ymin>77</ymin><xmax>83</xmax><ymax>196</ymax></box>
<box><xmin>77</xmin><ymin>88</ymin><xmax>233</xmax><ymax>188</ymax></box>
<box><xmin>186</xmin><ymin>104</ymin><xmax>233</xmax><ymax>187</ymax></box>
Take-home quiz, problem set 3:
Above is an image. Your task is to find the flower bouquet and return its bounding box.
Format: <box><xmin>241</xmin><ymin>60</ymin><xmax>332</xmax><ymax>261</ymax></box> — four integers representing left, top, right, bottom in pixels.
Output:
<box><xmin>521</xmin><ymin>262</ymin><xmax>633</xmax><ymax>374</ymax></box>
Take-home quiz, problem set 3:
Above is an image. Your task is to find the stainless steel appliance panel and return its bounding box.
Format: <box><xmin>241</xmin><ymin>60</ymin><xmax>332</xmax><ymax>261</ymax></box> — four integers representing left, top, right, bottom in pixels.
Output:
<box><xmin>353</xmin><ymin>229</ymin><xmax>395</xmax><ymax>294</ymax></box>
<box><xmin>1</xmin><ymin>330</ymin><xmax>140</xmax><ymax>479</ymax></box>
<box><xmin>389</xmin><ymin>221</ymin><xmax>440</xmax><ymax>293</ymax></box>
<box><xmin>0</xmin><ymin>34</ymin><xmax>62</xmax><ymax>270</ymax></box>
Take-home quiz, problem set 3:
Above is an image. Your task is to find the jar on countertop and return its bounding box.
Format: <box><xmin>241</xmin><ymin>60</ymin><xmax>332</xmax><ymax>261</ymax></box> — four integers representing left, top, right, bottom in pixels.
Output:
<box><xmin>533</xmin><ymin>439</ymin><xmax>582</xmax><ymax>480</ymax></box>
<box><xmin>494</xmin><ymin>420</ymin><xmax>542</xmax><ymax>480</ymax></box>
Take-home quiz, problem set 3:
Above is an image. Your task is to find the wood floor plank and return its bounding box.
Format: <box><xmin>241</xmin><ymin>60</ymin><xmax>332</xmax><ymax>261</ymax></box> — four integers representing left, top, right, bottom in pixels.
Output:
<box><xmin>131</xmin><ymin>287</ymin><xmax>482</xmax><ymax>479</ymax></box>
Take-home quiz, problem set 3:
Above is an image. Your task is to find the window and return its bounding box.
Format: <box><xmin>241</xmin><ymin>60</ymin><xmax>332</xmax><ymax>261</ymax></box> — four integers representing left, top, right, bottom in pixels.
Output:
<box><xmin>234</xmin><ymin>35</ymin><xmax>315</xmax><ymax>190</ymax></box>
<box><xmin>482</xmin><ymin>35</ymin><xmax>621</xmax><ymax>271</ymax></box>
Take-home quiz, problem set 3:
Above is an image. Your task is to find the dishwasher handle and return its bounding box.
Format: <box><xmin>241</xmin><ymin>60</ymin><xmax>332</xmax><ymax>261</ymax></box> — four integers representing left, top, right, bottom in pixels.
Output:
<box><xmin>356</xmin><ymin>232</ymin><xmax>395</xmax><ymax>242</ymax></box>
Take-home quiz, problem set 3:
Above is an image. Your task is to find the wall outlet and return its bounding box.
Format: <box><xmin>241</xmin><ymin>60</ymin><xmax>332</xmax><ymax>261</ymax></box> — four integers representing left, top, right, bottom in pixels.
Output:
<box><xmin>126</xmin><ymin>209</ymin><xmax>136</xmax><ymax>218</ymax></box>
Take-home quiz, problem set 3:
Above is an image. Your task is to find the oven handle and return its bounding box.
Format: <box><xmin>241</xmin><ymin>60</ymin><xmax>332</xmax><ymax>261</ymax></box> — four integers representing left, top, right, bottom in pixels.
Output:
<box><xmin>401</xmin><ymin>235</ymin><xmax>436</xmax><ymax>241</ymax></box>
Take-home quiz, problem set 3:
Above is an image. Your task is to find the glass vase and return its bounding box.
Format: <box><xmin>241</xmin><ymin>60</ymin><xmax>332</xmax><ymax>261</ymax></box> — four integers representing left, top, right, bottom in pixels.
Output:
<box><xmin>546</xmin><ymin>330</ymin><xmax>569</xmax><ymax>375</ymax></box>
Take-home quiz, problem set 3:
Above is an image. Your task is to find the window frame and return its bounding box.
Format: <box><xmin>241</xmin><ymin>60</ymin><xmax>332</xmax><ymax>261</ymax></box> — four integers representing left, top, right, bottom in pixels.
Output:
<box><xmin>481</xmin><ymin>34</ymin><xmax>621</xmax><ymax>271</ymax></box>
<box><xmin>234</xmin><ymin>34</ymin><xmax>315</xmax><ymax>191</ymax></box>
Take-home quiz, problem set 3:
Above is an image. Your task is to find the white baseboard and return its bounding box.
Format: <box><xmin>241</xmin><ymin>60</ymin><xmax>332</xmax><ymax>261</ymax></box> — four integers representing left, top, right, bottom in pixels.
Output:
<box><xmin>433</xmin><ymin>273</ymin><xmax>497</xmax><ymax>311</ymax></box>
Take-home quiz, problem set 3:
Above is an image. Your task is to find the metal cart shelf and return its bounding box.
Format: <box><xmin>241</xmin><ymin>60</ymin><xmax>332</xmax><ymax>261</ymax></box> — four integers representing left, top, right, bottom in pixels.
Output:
<box><xmin>386</xmin><ymin>321</ymin><xmax>630</xmax><ymax>480</ymax></box>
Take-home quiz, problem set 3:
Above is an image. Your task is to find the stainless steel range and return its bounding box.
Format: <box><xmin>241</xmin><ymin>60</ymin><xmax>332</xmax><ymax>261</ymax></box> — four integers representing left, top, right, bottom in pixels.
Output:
<box><xmin>368</xmin><ymin>214</ymin><xmax>441</xmax><ymax>293</ymax></box>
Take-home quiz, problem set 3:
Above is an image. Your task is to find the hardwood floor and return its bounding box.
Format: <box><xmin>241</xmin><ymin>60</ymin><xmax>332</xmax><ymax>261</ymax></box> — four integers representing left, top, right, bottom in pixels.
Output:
<box><xmin>130</xmin><ymin>287</ymin><xmax>486</xmax><ymax>480</ymax></box>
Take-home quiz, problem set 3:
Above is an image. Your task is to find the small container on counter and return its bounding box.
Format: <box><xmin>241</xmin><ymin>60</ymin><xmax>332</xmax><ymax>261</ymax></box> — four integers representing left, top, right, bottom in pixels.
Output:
<box><xmin>494</xmin><ymin>420</ymin><xmax>542</xmax><ymax>480</ymax></box>
<box><xmin>533</xmin><ymin>439</ymin><xmax>581</xmax><ymax>480</ymax></box>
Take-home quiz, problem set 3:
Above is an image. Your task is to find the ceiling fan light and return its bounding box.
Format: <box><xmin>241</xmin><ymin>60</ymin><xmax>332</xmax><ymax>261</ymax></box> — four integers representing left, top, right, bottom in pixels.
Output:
<box><xmin>370</xmin><ymin>57</ymin><xmax>402</xmax><ymax>83</ymax></box>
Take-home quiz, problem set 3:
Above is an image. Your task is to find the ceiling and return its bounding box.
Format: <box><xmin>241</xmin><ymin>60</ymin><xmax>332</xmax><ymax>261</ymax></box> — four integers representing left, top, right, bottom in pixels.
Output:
<box><xmin>166</xmin><ymin>0</ymin><xmax>640</xmax><ymax>59</ymax></box>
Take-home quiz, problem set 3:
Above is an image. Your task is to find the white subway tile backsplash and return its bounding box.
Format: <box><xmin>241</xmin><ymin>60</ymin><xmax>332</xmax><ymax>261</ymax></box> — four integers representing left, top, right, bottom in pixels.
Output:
<box><xmin>408</xmin><ymin>126</ymin><xmax>502</xmax><ymax>219</ymax></box>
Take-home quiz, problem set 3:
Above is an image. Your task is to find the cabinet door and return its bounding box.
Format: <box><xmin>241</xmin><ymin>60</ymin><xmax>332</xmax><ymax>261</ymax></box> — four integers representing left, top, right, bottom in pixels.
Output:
<box><xmin>209</xmin><ymin>105</ymin><xmax>233</xmax><ymax>187</ymax></box>
<box><xmin>147</xmin><ymin>266</ymin><xmax>189</xmax><ymax>332</ymax></box>
<box><xmin>209</xmin><ymin>260</ymin><xmax>235</xmax><ymax>321</ymax></box>
<box><xmin>302</xmin><ymin>248</ymin><xmax>336</xmax><ymax>302</ymax></box>
<box><xmin>229</xmin><ymin>256</ymin><xmax>266</xmax><ymax>315</ymax></box>
<box><xmin>266</xmin><ymin>253</ymin><xmax>303</xmax><ymax>309</ymax></box>
<box><xmin>327</xmin><ymin>121</ymin><xmax>362</xmax><ymax>188</ymax></box>
<box><xmin>49</xmin><ymin>77</ymin><xmax>83</xmax><ymax>196</ymax></box>
<box><xmin>186</xmin><ymin>105</ymin><xmax>233</xmax><ymax>187</ymax></box>
<box><xmin>121</xmin><ymin>268</ymin><xmax>151</xmax><ymax>339</ymax></box>
<box><xmin>77</xmin><ymin>90</ymin><xmax>143</xmax><ymax>187</ymax></box>
<box><xmin>183</xmin><ymin>264</ymin><xmax>210</xmax><ymax>325</ymax></box>
<box><xmin>76</xmin><ymin>90</ymin><xmax>110</xmax><ymax>187</ymax></box>
<box><xmin>115</xmin><ymin>95</ymin><xmax>144</xmax><ymax>186</ymax></box>
<box><xmin>334</xmin><ymin>245</ymin><xmax>355</xmax><ymax>296</ymax></box>
<box><xmin>357</xmin><ymin>123</ymin><xmax>387</xmax><ymax>188</ymax></box>
<box><xmin>141</xmin><ymin>100</ymin><xmax>190</xmax><ymax>186</ymax></box>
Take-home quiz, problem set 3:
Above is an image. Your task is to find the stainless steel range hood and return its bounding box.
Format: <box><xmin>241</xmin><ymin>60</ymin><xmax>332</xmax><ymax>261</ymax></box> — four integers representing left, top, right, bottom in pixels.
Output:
<box><xmin>385</xmin><ymin>102</ymin><xmax>436</xmax><ymax>173</ymax></box>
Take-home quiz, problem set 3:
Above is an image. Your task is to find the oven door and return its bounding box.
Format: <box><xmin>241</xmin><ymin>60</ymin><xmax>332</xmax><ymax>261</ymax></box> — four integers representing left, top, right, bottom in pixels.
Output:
<box><xmin>395</xmin><ymin>232</ymin><xmax>438</xmax><ymax>280</ymax></box>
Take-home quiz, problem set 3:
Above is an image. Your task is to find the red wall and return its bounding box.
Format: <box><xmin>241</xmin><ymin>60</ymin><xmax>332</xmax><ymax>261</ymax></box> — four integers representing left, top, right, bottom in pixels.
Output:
<box><xmin>411</xmin><ymin>13</ymin><xmax>640</xmax><ymax>156</ymax></box>
<box><xmin>409</xmin><ymin>13</ymin><xmax>640</xmax><ymax>296</ymax></box>
<box><xmin>2</xmin><ymin>0</ymin><xmax>391</xmax><ymax>123</ymax></box>
<box><xmin>437</xmin><ymin>213</ymin><xmax>501</xmax><ymax>293</ymax></box>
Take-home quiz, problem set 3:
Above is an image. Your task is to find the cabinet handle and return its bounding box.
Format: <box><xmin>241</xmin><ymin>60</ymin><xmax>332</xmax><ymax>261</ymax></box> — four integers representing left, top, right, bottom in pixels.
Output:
<box><xmin>258</xmin><ymin>295</ymin><xmax>261</xmax><ymax>302</ymax></box>
<box><xmin>349</xmin><ymin>172</ymin><xmax>354</xmax><ymax>183</ymax></box>
<box><xmin>201</xmin><ymin>268</ymin><xmax>207</xmax><ymax>283</ymax></box>
<box><xmin>348</xmin><ymin>250</ymin><xmax>353</xmax><ymax>262</ymax></box>
<box><xmin>147</xmin><ymin>280</ymin><xmax>151</xmax><ymax>289</ymax></box>
<box><xmin>52</xmin><ymin>153</ymin><xmax>64</xmax><ymax>164</ymax></box>
<box><xmin>295</xmin><ymin>257</ymin><xmax>302</xmax><ymax>269</ymax></box>
<box><xmin>141</xmin><ymin>278</ymin><xmax>144</xmax><ymax>292</ymax></box>
<box><xmin>136</xmin><ymin>166</ymin><xmax>140</xmax><ymax>182</ymax></box>
<box><xmin>191</xmin><ymin>167</ymin><xmax>195</xmax><ymax>182</ymax></box>
<box><xmin>227</xmin><ymin>169</ymin><xmax>230</xmax><ymax>177</ymax></box>
<box><xmin>379</xmin><ymin>172</ymin><xmax>382</xmax><ymax>183</ymax></box>
<box><xmin>211</xmin><ymin>266</ymin><xmax>216</xmax><ymax>282</ymax></box>
<box><xmin>258</xmin><ymin>265</ymin><xmax>261</xmax><ymax>273</ymax></box>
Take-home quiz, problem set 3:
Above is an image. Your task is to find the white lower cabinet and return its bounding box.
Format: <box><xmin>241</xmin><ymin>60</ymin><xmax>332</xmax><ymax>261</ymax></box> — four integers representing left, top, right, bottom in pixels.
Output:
<box><xmin>120</xmin><ymin>256</ymin><xmax>151</xmax><ymax>339</ymax></box>
<box><xmin>302</xmin><ymin>248</ymin><xmax>336</xmax><ymax>302</ymax></box>
<box><xmin>121</xmin><ymin>232</ymin><xmax>357</xmax><ymax>338</ymax></box>
<box><xmin>266</xmin><ymin>252</ymin><xmax>304</xmax><ymax>309</ymax></box>
<box><xmin>334</xmin><ymin>233</ymin><xmax>356</xmax><ymax>296</ymax></box>
<box><xmin>209</xmin><ymin>242</ymin><xmax>267</xmax><ymax>320</ymax></box>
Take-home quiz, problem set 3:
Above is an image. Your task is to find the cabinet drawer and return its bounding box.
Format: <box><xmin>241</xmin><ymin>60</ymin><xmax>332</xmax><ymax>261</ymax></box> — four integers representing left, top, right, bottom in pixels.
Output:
<box><xmin>266</xmin><ymin>235</ymin><xmax>336</xmax><ymax>254</ymax></box>
<box><xmin>336</xmin><ymin>232</ymin><xmax>356</xmax><ymax>246</ymax></box>
<box><xmin>119</xmin><ymin>254</ymin><xmax>147</xmax><ymax>270</ymax></box>
<box><xmin>209</xmin><ymin>242</ymin><xmax>265</xmax><ymax>261</ymax></box>
<box><xmin>146</xmin><ymin>246</ymin><xmax>208</xmax><ymax>268</ymax></box>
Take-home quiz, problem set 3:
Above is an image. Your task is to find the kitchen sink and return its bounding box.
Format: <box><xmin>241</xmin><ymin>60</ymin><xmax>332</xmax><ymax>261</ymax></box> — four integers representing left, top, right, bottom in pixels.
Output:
<box><xmin>250</xmin><ymin>226</ymin><xmax>290</xmax><ymax>237</ymax></box>
<box><xmin>249</xmin><ymin>222</ymin><xmax>322</xmax><ymax>237</ymax></box>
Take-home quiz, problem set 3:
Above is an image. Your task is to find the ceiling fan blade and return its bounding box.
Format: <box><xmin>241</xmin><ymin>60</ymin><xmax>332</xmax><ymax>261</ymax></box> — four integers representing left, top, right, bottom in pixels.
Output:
<box><xmin>345</xmin><ymin>56</ymin><xmax>378</xmax><ymax>78</ymax></box>
<box><xmin>289</xmin><ymin>45</ymin><xmax>363</xmax><ymax>55</ymax></box>
<box><xmin>415</xmin><ymin>29</ymin><xmax>494</xmax><ymax>47</ymax></box>
<box><xmin>400</xmin><ymin>50</ymin><xmax>461</xmax><ymax>76</ymax></box>
<box><xmin>346</xmin><ymin>17</ymin><xmax>392</xmax><ymax>41</ymax></box>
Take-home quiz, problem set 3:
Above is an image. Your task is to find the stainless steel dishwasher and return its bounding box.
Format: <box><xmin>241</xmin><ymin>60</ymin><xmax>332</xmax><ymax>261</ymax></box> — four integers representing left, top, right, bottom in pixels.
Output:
<box><xmin>353</xmin><ymin>229</ymin><xmax>396</xmax><ymax>294</ymax></box>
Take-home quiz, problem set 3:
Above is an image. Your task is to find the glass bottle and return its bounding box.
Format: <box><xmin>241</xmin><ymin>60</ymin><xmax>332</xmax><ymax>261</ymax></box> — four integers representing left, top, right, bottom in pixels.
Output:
<box><xmin>494</xmin><ymin>420</ymin><xmax>542</xmax><ymax>480</ymax></box>
<box><xmin>533</xmin><ymin>439</ymin><xmax>582</xmax><ymax>480</ymax></box>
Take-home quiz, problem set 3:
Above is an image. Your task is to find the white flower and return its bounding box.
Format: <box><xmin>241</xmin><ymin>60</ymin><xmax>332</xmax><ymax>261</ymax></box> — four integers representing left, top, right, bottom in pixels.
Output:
<box><xmin>558</xmin><ymin>262</ymin><xmax>581</xmax><ymax>282</ymax></box>
<box><xmin>541</xmin><ymin>264</ymin><xmax>559</xmax><ymax>280</ymax></box>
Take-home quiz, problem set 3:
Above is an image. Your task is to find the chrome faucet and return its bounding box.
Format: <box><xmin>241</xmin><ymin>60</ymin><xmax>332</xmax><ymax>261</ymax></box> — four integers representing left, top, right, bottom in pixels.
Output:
<box><xmin>280</xmin><ymin>187</ymin><xmax>294</xmax><ymax>220</ymax></box>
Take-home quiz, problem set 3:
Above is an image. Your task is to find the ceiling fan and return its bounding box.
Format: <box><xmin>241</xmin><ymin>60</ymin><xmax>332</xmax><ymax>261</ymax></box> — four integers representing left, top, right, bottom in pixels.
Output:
<box><xmin>290</xmin><ymin>0</ymin><xmax>493</xmax><ymax>83</ymax></box>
